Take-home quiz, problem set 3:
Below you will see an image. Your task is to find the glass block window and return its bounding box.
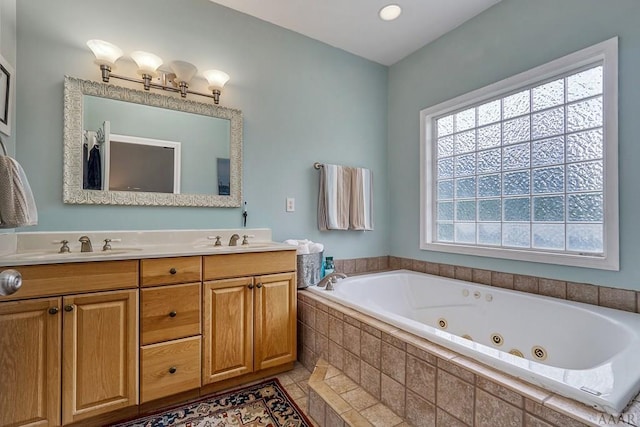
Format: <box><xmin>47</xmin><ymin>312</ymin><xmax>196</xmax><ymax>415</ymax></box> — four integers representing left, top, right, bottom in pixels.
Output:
<box><xmin>421</xmin><ymin>38</ymin><xmax>618</xmax><ymax>270</ymax></box>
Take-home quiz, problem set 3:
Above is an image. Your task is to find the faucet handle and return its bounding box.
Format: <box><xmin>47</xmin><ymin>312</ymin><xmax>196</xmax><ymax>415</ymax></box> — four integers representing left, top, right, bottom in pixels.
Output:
<box><xmin>102</xmin><ymin>238</ymin><xmax>121</xmax><ymax>251</ymax></box>
<box><xmin>207</xmin><ymin>235</ymin><xmax>223</xmax><ymax>246</ymax></box>
<box><xmin>55</xmin><ymin>240</ymin><xmax>70</xmax><ymax>253</ymax></box>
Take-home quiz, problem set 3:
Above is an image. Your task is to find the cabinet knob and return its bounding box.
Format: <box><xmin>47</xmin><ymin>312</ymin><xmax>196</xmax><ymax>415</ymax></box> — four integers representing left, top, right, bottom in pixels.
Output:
<box><xmin>64</xmin><ymin>305</ymin><xmax>74</xmax><ymax>312</ymax></box>
<box><xmin>169</xmin><ymin>311</ymin><xmax>177</xmax><ymax>318</ymax></box>
<box><xmin>256</xmin><ymin>283</ymin><xmax>263</xmax><ymax>289</ymax></box>
<box><xmin>168</xmin><ymin>366</ymin><xmax>177</xmax><ymax>374</ymax></box>
<box><xmin>48</xmin><ymin>307</ymin><xmax>60</xmax><ymax>315</ymax></box>
<box><xmin>248</xmin><ymin>284</ymin><xmax>254</xmax><ymax>289</ymax></box>
<box><xmin>169</xmin><ymin>268</ymin><xmax>177</xmax><ymax>275</ymax></box>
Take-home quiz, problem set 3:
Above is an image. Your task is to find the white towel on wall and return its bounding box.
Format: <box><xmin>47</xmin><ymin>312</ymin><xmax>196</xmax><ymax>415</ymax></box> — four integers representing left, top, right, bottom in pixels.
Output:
<box><xmin>350</xmin><ymin>167</ymin><xmax>373</xmax><ymax>231</ymax></box>
<box><xmin>0</xmin><ymin>155</ymin><xmax>38</xmax><ymax>228</ymax></box>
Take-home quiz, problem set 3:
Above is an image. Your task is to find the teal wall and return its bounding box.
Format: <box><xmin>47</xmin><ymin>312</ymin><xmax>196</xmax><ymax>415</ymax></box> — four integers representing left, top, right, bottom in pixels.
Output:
<box><xmin>0</xmin><ymin>0</ymin><xmax>16</xmax><ymax>156</ymax></box>
<box><xmin>388</xmin><ymin>0</ymin><xmax>640</xmax><ymax>289</ymax></box>
<box><xmin>14</xmin><ymin>0</ymin><xmax>389</xmax><ymax>259</ymax></box>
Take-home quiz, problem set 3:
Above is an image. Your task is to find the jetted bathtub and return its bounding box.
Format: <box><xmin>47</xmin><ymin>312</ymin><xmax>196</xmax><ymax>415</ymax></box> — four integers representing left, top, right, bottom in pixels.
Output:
<box><xmin>306</xmin><ymin>270</ymin><xmax>640</xmax><ymax>415</ymax></box>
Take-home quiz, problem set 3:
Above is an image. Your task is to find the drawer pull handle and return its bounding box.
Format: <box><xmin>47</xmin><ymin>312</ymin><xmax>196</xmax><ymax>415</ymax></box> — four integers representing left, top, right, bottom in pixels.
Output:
<box><xmin>256</xmin><ymin>283</ymin><xmax>263</xmax><ymax>289</ymax></box>
<box><xmin>169</xmin><ymin>268</ymin><xmax>177</xmax><ymax>275</ymax></box>
<box><xmin>48</xmin><ymin>307</ymin><xmax>60</xmax><ymax>315</ymax></box>
<box><xmin>168</xmin><ymin>366</ymin><xmax>177</xmax><ymax>374</ymax></box>
<box><xmin>64</xmin><ymin>305</ymin><xmax>74</xmax><ymax>312</ymax></box>
<box><xmin>248</xmin><ymin>284</ymin><xmax>254</xmax><ymax>289</ymax></box>
<box><xmin>169</xmin><ymin>311</ymin><xmax>177</xmax><ymax>318</ymax></box>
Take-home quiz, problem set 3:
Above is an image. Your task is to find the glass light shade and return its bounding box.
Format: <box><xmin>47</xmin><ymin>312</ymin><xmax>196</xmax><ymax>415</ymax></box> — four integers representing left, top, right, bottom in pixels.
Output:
<box><xmin>203</xmin><ymin>69</ymin><xmax>230</xmax><ymax>91</ymax></box>
<box><xmin>86</xmin><ymin>40</ymin><xmax>123</xmax><ymax>67</ymax></box>
<box><xmin>170</xmin><ymin>61</ymin><xmax>198</xmax><ymax>84</ymax></box>
<box><xmin>379</xmin><ymin>4</ymin><xmax>402</xmax><ymax>21</ymax></box>
<box><xmin>130</xmin><ymin>51</ymin><xmax>163</xmax><ymax>76</ymax></box>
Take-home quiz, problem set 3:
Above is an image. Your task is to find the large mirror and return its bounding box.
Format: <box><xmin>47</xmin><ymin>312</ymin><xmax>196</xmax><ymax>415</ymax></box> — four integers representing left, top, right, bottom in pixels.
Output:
<box><xmin>63</xmin><ymin>76</ymin><xmax>242</xmax><ymax>207</ymax></box>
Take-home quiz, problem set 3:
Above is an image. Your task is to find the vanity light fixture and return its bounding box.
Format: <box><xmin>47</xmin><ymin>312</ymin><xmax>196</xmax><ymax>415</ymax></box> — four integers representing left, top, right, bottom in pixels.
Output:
<box><xmin>86</xmin><ymin>39</ymin><xmax>231</xmax><ymax>104</ymax></box>
<box><xmin>379</xmin><ymin>4</ymin><xmax>402</xmax><ymax>21</ymax></box>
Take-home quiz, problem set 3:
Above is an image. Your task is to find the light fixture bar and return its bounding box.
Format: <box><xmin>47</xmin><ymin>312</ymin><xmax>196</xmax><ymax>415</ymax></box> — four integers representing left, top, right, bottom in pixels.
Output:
<box><xmin>103</xmin><ymin>72</ymin><xmax>222</xmax><ymax>103</ymax></box>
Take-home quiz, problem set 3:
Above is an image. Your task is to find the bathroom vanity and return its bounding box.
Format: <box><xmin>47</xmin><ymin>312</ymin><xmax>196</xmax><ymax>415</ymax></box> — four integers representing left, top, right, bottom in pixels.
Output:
<box><xmin>0</xmin><ymin>230</ymin><xmax>297</xmax><ymax>426</ymax></box>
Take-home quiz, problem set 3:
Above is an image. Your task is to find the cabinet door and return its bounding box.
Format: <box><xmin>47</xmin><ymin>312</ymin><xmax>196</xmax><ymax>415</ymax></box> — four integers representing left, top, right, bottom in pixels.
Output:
<box><xmin>202</xmin><ymin>277</ymin><xmax>253</xmax><ymax>384</ymax></box>
<box><xmin>62</xmin><ymin>289</ymin><xmax>138</xmax><ymax>425</ymax></box>
<box><xmin>0</xmin><ymin>298</ymin><xmax>61</xmax><ymax>427</ymax></box>
<box><xmin>254</xmin><ymin>272</ymin><xmax>296</xmax><ymax>371</ymax></box>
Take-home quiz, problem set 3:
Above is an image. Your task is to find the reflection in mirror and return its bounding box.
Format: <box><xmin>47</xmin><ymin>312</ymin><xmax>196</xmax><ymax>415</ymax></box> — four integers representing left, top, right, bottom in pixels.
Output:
<box><xmin>64</xmin><ymin>76</ymin><xmax>242</xmax><ymax>207</ymax></box>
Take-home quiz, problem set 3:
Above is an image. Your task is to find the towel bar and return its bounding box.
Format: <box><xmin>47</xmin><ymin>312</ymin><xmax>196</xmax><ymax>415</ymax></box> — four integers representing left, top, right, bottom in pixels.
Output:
<box><xmin>313</xmin><ymin>162</ymin><xmax>323</xmax><ymax>169</ymax></box>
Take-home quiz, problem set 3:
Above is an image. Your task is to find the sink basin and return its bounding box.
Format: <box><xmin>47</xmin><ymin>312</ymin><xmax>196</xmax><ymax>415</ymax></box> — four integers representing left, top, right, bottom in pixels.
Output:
<box><xmin>5</xmin><ymin>248</ymin><xmax>143</xmax><ymax>261</ymax></box>
<box><xmin>192</xmin><ymin>242</ymin><xmax>276</xmax><ymax>250</ymax></box>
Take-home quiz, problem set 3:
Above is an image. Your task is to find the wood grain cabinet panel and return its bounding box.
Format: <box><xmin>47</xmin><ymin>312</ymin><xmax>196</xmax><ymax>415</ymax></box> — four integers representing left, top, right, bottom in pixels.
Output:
<box><xmin>141</xmin><ymin>282</ymin><xmax>201</xmax><ymax>345</ymax></box>
<box><xmin>0</xmin><ymin>297</ymin><xmax>61</xmax><ymax>427</ymax></box>
<box><xmin>140</xmin><ymin>336</ymin><xmax>201</xmax><ymax>403</ymax></box>
<box><xmin>203</xmin><ymin>250</ymin><xmax>296</xmax><ymax>280</ymax></box>
<box><xmin>140</xmin><ymin>257</ymin><xmax>201</xmax><ymax>287</ymax></box>
<box><xmin>62</xmin><ymin>289</ymin><xmax>138</xmax><ymax>425</ymax></box>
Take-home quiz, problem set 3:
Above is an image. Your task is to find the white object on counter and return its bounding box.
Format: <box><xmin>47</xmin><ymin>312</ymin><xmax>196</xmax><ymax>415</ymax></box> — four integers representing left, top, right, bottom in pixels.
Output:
<box><xmin>283</xmin><ymin>239</ymin><xmax>324</xmax><ymax>255</ymax></box>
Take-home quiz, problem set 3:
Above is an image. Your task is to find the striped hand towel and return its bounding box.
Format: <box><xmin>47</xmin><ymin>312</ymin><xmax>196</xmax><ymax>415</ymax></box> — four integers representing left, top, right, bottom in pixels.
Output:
<box><xmin>0</xmin><ymin>155</ymin><xmax>38</xmax><ymax>228</ymax></box>
<box><xmin>318</xmin><ymin>164</ymin><xmax>351</xmax><ymax>230</ymax></box>
<box><xmin>349</xmin><ymin>167</ymin><xmax>373</xmax><ymax>231</ymax></box>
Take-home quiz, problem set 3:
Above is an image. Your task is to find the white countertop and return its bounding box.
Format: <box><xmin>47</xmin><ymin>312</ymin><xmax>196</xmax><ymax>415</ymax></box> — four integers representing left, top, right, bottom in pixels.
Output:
<box><xmin>0</xmin><ymin>228</ymin><xmax>297</xmax><ymax>267</ymax></box>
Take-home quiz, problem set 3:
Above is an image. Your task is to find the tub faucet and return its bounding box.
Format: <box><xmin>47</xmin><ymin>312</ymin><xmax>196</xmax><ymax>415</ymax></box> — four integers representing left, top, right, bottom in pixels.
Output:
<box><xmin>316</xmin><ymin>272</ymin><xmax>347</xmax><ymax>291</ymax></box>
<box><xmin>228</xmin><ymin>234</ymin><xmax>240</xmax><ymax>246</ymax></box>
<box><xmin>78</xmin><ymin>236</ymin><xmax>93</xmax><ymax>252</ymax></box>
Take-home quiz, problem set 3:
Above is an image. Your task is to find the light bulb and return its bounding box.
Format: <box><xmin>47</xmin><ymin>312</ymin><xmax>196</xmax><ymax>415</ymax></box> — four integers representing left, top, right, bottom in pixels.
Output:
<box><xmin>86</xmin><ymin>40</ymin><xmax>123</xmax><ymax>67</ymax></box>
<box><xmin>203</xmin><ymin>69</ymin><xmax>230</xmax><ymax>91</ymax></box>
<box><xmin>130</xmin><ymin>51</ymin><xmax>163</xmax><ymax>77</ymax></box>
<box><xmin>170</xmin><ymin>61</ymin><xmax>198</xmax><ymax>84</ymax></box>
<box><xmin>379</xmin><ymin>4</ymin><xmax>402</xmax><ymax>21</ymax></box>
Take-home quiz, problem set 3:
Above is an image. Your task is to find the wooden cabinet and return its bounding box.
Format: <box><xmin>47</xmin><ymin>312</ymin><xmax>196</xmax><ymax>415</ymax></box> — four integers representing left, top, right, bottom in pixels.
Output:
<box><xmin>62</xmin><ymin>289</ymin><xmax>138</xmax><ymax>425</ymax></box>
<box><xmin>0</xmin><ymin>298</ymin><xmax>61</xmax><ymax>427</ymax></box>
<box><xmin>139</xmin><ymin>259</ymin><xmax>202</xmax><ymax>404</ymax></box>
<box><xmin>202</xmin><ymin>251</ymin><xmax>297</xmax><ymax>386</ymax></box>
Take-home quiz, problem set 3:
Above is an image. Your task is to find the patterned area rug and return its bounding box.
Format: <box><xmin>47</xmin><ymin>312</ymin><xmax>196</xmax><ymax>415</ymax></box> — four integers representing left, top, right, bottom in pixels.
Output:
<box><xmin>112</xmin><ymin>379</ymin><xmax>312</xmax><ymax>427</ymax></box>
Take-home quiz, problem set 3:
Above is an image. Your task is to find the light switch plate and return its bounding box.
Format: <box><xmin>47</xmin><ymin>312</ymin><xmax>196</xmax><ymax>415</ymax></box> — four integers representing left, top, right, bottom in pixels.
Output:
<box><xmin>286</xmin><ymin>197</ymin><xmax>295</xmax><ymax>212</ymax></box>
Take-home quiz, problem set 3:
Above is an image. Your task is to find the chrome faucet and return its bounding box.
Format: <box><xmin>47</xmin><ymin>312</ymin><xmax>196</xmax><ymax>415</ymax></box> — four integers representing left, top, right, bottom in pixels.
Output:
<box><xmin>79</xmin><ymin>236</ymin><xmax>93</xmax><ymax>252</ymax></box>
<box><xmin>316</xmin><ymin>272</ymin><xmax>347</xmax><ymax>291</ymax></box>
<box><xmin>228</xmin><ymin>234</ymin><xmax>240</xmax><ymax>246</ymax></box>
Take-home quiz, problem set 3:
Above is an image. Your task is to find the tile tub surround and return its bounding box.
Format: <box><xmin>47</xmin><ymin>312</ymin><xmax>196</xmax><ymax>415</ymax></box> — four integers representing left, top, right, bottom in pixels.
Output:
<box><xmin>297</xmin><ymin>291</ymin><xmax>640</xmax><ymax>427</ymax></box>
<box><xmin>335</xmin><ymin>256</ymin><xmax>640</xmax><ymax>314</ymax></box>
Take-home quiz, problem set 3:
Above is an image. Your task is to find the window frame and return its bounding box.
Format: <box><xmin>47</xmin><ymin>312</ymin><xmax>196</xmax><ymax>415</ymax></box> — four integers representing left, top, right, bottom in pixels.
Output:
<box><xmin>420</xmin><ymin>37</ymin><xmax>619</xmax><ymax>270</ymax></box>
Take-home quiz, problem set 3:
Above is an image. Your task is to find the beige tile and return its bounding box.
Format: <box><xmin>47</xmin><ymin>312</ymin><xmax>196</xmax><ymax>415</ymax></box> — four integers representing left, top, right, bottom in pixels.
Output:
<box><xmin>361</xmin><ymin>331</ymin><xmax>381</xmax><ymax>369</ymax></box>
<box><xmin>523</xmin><ymin>413</ymin><xmax>554</xmax><ymax>427</ymax></box>
<box><xmin>436</xmin><ymin>370</ymin><xmax>475</xmax><ymax>425</ymax></box>
<box><xmin>382</xmin><ymin>332</ymin><xmax>406</xmax><ymax>350</ymax></box>
<box><xmin>406</xmin><ymin>390</ymin><xmax>436</xmax><ymax>427</ymax></box>
<box><xmin>316</xmin><ymin>334</ymin><xmax>329</xmax><ymax>360</ymax></box>
<box><xmin>341</xmin><ymin>387</ymin><xmax>378</xmax><ymax>411</ymax></box>
<box><xmin>436</xmin><ymin>408</ymin><xmax>470</xmax><ymax>427</ymax></box>
<box><xmin>543</xmin><ymin>395</ymin><xmax>603</xmax><ymax>426</ymax></box>
<box><xmin>344</xmin><ymin>259</ymin><xmax>357</xmax><ymax>274</ymax></box>
<box><xmin>360</xmin><ymin>360</ymin><xmax>381</xmax><ymax>399</ymax></box>
<box><xmin>566</xmin><ymin>282</ymin><xmax>599</xmax><ymax>305</ymax></box>
<box><xmin>438</xmin><ymin>358</ymin><xmax>475</xmax><ymax>384</ymax></box>
<box><xmin>304</xmin><ymin>325</ymin><xmax>316</xmax><ymax>353</ymax></box>
<box><xmin>303</xmin><ymin>349</ymin><xmax>319</xmax><ymax>371</ymax></box>
<box><xmin>325</xmin><ymin>365</ymin><xmax>342</xmax><ymax>380</ymax></box>
<box><xmin>514</xmin><ymin>275</ymin><xmax>539</xmax><ymax>294</ymax></box>
<box><xmin>344</xmin><ymin>315</ymin><xmax>361</xmax><ymax>328</ymax></box>
<box><xmin>492</xmin><ymin>271</ymin><xmax>514</xmax><ymax>289</ymax></box>
<box><xmin>599</xmin><ymin>286</ymin><xmax>637</xmax><ymax>312</ymax></box>
<box><xmin>439</xmin><ymin>264</ymin><xmax>455</xmax><ymax>278</ymax></box>
<box><xmin>637</xmin><ymin>292</ymin><xmax>640</xmax><ymax>314</ymax></box>
<box><xmin>344</xmin><ymin>351</ymin><xmax>361</xmax><ymax>383</ymax></box>
<box><xmin>425</xmin><ymin>262</ymin><xmax>440</xmax><ymax>275</ymax></box>
<box><xmin>367</xmin><ymin>257</ymin><xmax>380</xmax><ymax>272</ymax></box>
<box><xmin>389</xmin><ymin>257</ymin><xmax>401</xmax><ymax>270</ymax></box>
<box><xmin>406</xmin><ymin>342</ymin><xmax>437</xmax><ymax>365</ymax></box>
<box><xmin>329</xmin><ymin>341</ymin><xmax>345</xmax><ymax>370</ymax></box>
<box><xmin>406</xmin><ymin>354</ymin><xmax>436</xmax><ymax>403</ymax></box>
<box><xmin>475</xmin><ymin>388</ymin><xmax>523</xmax><ymax>427</ymax></box>
<box><xmin>303</xmin><ymin>303</ymin><xmax>317</xmax><ymax>329</ymax></box>
<box><xmin>356</xmin><ymin>258</ymin><xmax>368</xmax><ymax>273</ymax></box>
<box><xmin>361</xmin><ymin>323</ymin><xmax>382</xmax><ymax>338</ymax></box>
<box><xmin>404</xmin><ymin>335</ymin><xmax>457</xmax><ymax>361</ymax></box>
<box><xmin>316</xmin><ymin>310</ymin><xmax>329</xmax><ymax>337</ymax></box>
<box><xmin>381</xmin><ymin>374</ymin><xmax>405</xmax><ymax>418</ymax></box>
<box><xmin>381</xmin><ymin>342</ymin><xmax>406</xmax><ymax>384</ymax></box>
<box><xmin>378</xmin><ymin>256</ymin><xmax>390</xmax><ymax>271</ymax></box>
<box><xmin>538</xmin><ymin>278</ymin><xmax>567</xmax><ymax>299</ymax></box>
<box><xmin>455</xmin><ymin>266</ymin><xmax>473</xmax><ymax>282</ymax></box>
<box><xmin>326</xmin><ymin>406</ymin><xmax>345</xmax><ymax>427</ymax></box>
<box><xmin>277</xmin><ymin>373</ymin><xmax>295</xmax><ymax>386</ymax></box>
<box><xmin>344</xmin><ymin>323</ymin><xmax>361</xmax><ymax>355</ymax></box>
<box><xmin>360</xmin><ymin>403</ymin><xmax>403</xmax><ymax>427</ymax></box>
<box><xmin>334</xmin><ymin>259</ymin><xmax>345</xmax><ymax>274</ymax></box>
<box><xmin>284</xmin><ymin>382</ymin><xmax>307</xmax><ymax>400</ymax></box>
<box><xmin>309</xmin><ymin>389</ymin><xmax>326</xmax><ymax>426</ymax></box>
<box><xmin>341</xmin><ymin>409</ymin><xmax>374</xmax><ymax>427</ymax></box>
<box><xmin>472</xmin><ymin>269</ymin><xmax>493</xmax><ymax>286</ymax></box>
<box><xmin>314</xmin><ymin>382</ymin><xmax>352</xmax><ymax>414</ymax></box>
<box><xmin>400</xmin><ymin>257</ymin><xmax>413</xmax><ymax>270</ymax></box>
<box><xmin>329</xmin><ymin>307</ymin><xmax>345</xmax><ymax>320</ymax></box>
<box><xmin>476</xmin><ymin>376</ymin><xmax>524</xmax><ymax>408</ymax></box>
<box><xmin>310</xmin><ymin>363</ymin><xmax>328</xmax><ymax>384</ymax></box>
<box><xmin>524</xmin><ymin>399</ymin><xmax>586</xmax><ymax>427</ymax></box>
<box><xmin>326</xmin><ymin>374</ymin><xmax>360</xmax><ymax>394</ymax></box>
<box><xmin>413</xmin><ymin>259</ymin><xmax>427</xmax><ymax>273</ymax></box>
<box><xmin>316</xmin><ymin>300</ymin><xmax>329</xmax><ymax>312</ymax></box>
<box><xmin>329</xmin><ymin>315</ymin><xmax>344</xmax><ymax>345</ymax></box>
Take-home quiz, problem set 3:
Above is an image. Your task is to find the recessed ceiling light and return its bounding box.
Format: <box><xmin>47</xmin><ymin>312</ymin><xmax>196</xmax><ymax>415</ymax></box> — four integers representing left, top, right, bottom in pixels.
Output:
<box><xmin>379</xmin><ymin>4</ymin><xmax>402</xmax><ymax>21</ymax></box>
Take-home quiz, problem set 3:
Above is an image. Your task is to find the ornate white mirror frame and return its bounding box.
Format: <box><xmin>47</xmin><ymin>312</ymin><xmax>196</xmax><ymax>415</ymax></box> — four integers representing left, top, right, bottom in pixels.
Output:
<box><xmin>63</xmin><ymin>76</ymin><xmax>243</xmax><ymax>207</ymax></box>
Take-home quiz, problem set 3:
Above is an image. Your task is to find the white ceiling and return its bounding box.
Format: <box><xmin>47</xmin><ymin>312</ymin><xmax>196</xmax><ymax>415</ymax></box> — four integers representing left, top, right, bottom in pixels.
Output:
<box><xmin>209</xmin><ymin>0</ymin><xmax>501</xmax><ymax>66</ymax></box>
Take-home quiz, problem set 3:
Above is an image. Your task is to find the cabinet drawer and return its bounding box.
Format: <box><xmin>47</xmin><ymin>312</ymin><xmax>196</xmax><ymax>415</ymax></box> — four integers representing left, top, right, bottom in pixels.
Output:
<box><xmin>140</xmin><ymin>336</ymin><xmax>201</xmax><ymax>403</ymax></box>
<box><xmin>140</xmin><ymin>283</ymin><xmax>201</xmax><ymax>345</ymax></box>
<box><xmin>203</xmin><ymin>250</ymin><xmax>296</xmax><ymax>280</ymax></box>
<box><xmin>0</xmin><ymin>260</ymin><xmax>139</xmax><ymax>302</ymax></box>
<box><xmin>140</xmin><ymin>256</ymin><xmax>201</xmax><ymax>287</ymax></box>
